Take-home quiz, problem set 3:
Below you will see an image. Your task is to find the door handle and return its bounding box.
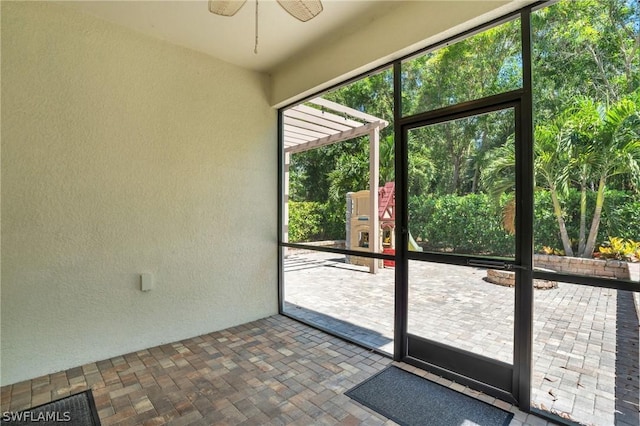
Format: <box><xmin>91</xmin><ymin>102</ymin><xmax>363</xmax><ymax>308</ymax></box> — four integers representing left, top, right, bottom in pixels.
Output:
<box><xmin>506</xmin><ymin>264</ymin><xmax>528</xmax><ymax>271</ymax></box>
<box><xmin>466</xmin><ymin>260</ymin><xmax>528</xmax><ymax>271</ymax></box>
<box><xmin>467</xmin><ymin>259</ymin><xmax>507</xmax><ymax>269</ymax></box>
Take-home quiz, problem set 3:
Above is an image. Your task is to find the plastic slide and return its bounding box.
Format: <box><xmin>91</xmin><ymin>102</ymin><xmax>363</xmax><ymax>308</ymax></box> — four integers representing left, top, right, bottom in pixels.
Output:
<box><xmin>408</xmin><ymin>232</ymin><xmax>423</xmax><ymax>252</ymax></box>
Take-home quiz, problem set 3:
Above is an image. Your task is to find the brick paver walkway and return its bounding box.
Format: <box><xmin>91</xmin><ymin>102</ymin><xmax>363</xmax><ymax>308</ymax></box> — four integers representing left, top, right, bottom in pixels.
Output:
<box><xmin>283</xmin><ymin>251</ymin><xmax>640</xmax><ymax>426</ymax></box>
<box><xmin>0</xmin><ymin>315</ymin><xmax>557</xmax><ymax>425</ymax></box>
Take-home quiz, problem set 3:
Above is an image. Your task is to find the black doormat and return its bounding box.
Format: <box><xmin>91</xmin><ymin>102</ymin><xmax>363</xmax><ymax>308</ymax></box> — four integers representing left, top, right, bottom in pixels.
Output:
<box><xmin>345</xmin><ymin>366</ymin><xmax>513</xmax><ymax>426</ymax></box>
<box><xmin>2</xmin><ymin>389</ymin><xmax>101</xmax><ymax>426</ymax></box>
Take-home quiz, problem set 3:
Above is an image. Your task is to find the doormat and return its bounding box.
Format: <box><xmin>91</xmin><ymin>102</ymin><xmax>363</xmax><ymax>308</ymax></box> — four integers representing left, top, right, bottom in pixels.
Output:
<box><xmin>345</xmin><ymin>366</ymin><xmax>513</xmax><ymax>426</ymax></box>
<box><xmin>2</xmin><ymin>389</ymin><xmax>101</xmax><ymax>425</ymax></box>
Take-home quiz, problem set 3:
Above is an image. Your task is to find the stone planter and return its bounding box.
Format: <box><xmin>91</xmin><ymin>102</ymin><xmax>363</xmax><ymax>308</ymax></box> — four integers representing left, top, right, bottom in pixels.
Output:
<box><xmin>485</xmin><ymin>269</ymin><xmax>558</xmax><ymax>289</ymax></box>
<box><xmin>485</xmin><ymin>255</ymin><xmax>639</xmax><ymax>288</ymax></box>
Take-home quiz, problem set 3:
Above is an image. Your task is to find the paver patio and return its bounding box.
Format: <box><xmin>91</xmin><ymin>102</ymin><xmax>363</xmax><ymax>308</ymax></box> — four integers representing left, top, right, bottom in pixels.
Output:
<box><xmin>1</xmin><ymin>315</ymin><xmax>559</xmax><ymax>426</ymax></box>
<box><xmin>283</xmin><ymin>251</ymin><xmax>640</xmax><ymax>426</ymax></box>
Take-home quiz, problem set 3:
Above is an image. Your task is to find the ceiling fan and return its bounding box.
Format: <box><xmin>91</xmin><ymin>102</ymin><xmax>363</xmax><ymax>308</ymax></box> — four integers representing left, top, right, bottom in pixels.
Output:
<box><xmin>208</xmin><ymin>0</ymin><xmax>323</xmax><ymax>53</ymax></box>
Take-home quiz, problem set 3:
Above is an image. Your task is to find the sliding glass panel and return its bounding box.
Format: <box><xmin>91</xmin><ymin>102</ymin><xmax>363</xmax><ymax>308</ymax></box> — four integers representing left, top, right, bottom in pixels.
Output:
<box><xmin>531</xmin><ymin>0</ymin><xmax>640</xmax><ymax>283</ymax></box>
<box><xmin>401</xmin><ymin>18</ymin><xmax>522</xmax><ymax>117</ymax></box>
<box><xmin>283</xmin><ymin>249</ymin><xmax>395</xmax><ymax>355</ymax></box>
<box><xmin>531</xmin><ymin>1</ymin><xmax>640</xmax><ymax>424</ymax></box>
<box><xmin>281</xmin><ymin>68</ymin><xmax>396</xmax><ymax>354</ymax></box>
<box><xmin>407</xmin><ymin>108</ymin><xmax>516</xmax><ymax>258</ymax></box>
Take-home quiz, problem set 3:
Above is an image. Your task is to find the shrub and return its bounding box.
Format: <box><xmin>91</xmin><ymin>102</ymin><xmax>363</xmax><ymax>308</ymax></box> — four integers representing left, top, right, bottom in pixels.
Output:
<box><xmin>288</xmin><ymin>201</ymin><xmax>346</xmax><ymax>242</ymax></box>
<box><xmin>290</xmin><ymin>190</ymin><xmax>640</xmax><ymax>255</ymax></box>
<box><xmin>409</xmin><ymin>193</ymin><xmax>515</xmax><ymax>256</ymax></box>
<box><xmin>534</xmin><ymin>189</ymin><xmax>640</xmax><ymax>252</ymax></box>
<box><xmin>597</xmin><ymin>237</ymin><xmax>640</xmax><ymax>262</ymax></box>
<box><xmin>288</xmin><ymin>202</ymin><xmax>324</xmax><ymax>242</ymax></box>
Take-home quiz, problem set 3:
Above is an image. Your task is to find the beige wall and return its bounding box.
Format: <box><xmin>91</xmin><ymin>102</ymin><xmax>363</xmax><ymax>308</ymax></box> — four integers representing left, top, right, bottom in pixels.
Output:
<box><xmin>271</xmin><ymin>1</ymin><xmax>522</xmax><ymax>107</ymax></box>
<box><xmin>1</xmin><ymin>2</ymin><xmax>277</xmax><ymax>385</ymax></box>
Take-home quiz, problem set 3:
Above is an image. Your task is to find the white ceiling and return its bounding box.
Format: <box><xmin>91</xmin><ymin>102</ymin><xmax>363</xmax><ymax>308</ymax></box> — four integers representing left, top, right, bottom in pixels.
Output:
<box><xmin>65</xmin><ymin>0</ymin><xmax>401</xmax><ymax>73</ymax></box>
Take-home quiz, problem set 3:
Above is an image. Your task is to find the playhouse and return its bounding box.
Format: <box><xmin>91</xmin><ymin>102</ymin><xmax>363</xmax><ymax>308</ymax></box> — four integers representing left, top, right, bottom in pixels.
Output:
<box><xmin>346</xmin><ymin>182</ymin><xmax>396</xmax><ymax>268</ymax></box>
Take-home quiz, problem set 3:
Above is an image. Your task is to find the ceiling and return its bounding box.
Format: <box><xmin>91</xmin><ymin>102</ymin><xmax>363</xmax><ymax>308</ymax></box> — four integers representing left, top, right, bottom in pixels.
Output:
<box><xmin>65</xmin><ymin>0</ymin><xmax>401</xmax><ymax>73</ymax></box>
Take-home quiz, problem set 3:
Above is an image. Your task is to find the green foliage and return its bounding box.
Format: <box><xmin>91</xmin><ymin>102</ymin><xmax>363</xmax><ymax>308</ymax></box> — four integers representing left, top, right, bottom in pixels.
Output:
<box><xmin>290</xmin><ymin>190</ymin><xmax>640</xmax><ymax>257</ymax></box>
<box><xmin>288</xmin><ymin>202</ymin><xmax>323</xmax><ymax>243</ymax></box>
<box><xmin>406</xmin><ymin>190</ymin><xmax>639</xmax><ymax>256</ymax></box>
<box><xmin>533</xmin><ymin>189</ymin><xmax>640</xmax><ymax>251</ymax></box>
<box><xmin>602</xmin><ymin>198</ymin><xmax>640</xmax><ymax>239</ymax></box>
<box><xmin>403</xmin><ymin>18</ymin><xmax>522</xmax><ymax>115</ymax></box>
<box><xmin>409</xmin><ymin>193</ymin><xmax>515</xmax><ymax>256</ymax></box>
<box><xmin>288</xmin><ymin>201</ymin><xmax>345</xmax><ymax>243</ymax></box>
<box><xmin>404</xmin><ymin>34</ymin><xmax>520</xmax><ymax>196</ymax></box>
<box><xmin>597</xmin><ymin>237</ymin><xmax>640</xmax><ymax>262</ymax></box>
<box><xmin>532</xmin><ymin>0</ymin><xmax>639</xmax><ymax>119</ymax></box>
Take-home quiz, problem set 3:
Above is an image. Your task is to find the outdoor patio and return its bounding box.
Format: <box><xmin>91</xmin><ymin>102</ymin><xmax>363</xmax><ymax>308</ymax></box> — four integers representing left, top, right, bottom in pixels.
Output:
<box><xmin>1</xmin><ymin>315</ymin><xmax>558</xmax><ymax>426</ymax></box>
<box><xmin>283</xmin><ymin>250</ymin><xmax>640</xmax><ymax>426</ymax></box>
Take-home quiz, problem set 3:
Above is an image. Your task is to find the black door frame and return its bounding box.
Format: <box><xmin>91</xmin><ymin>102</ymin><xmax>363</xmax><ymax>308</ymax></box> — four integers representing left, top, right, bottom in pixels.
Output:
<box><xmin>395</xmin><ymin>97</ymin><xmax>529</xmax><ymax>405</ymax></box>
<box><xmin>391</xmin><ymin>7</ymin><xmax>535</xmax><ymax>408</ymax></box>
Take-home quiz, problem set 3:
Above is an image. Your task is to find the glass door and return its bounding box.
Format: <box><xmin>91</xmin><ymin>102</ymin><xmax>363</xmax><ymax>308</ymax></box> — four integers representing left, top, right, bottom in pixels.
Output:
<box><xmin>402</xmin><ymin>103</ymin><xmax>524</xmax><ymax>401</ymax></box>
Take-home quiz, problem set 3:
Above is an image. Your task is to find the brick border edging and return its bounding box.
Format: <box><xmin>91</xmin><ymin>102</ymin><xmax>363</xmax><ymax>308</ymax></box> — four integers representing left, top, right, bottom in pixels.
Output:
<box><xmin>534</xmin><ymin>254</ymin><xmax>638</xmax><ymax>280</ymax></box>
<box><xmin>485</xmin><ymin>269</ymin><xmax>558</xmax><ymax>290</ymax></box>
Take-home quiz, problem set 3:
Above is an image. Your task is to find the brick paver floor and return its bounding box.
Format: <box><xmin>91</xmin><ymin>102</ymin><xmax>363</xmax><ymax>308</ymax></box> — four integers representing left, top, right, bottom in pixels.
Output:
<box><xmin>283</xmin><ymin>251</ymin><xmax>640</xmax><ymax>426</ymax></box>
<box><xmin>0</xmin><ymin>315</ymin><xmax>557</xmax><ymax>425</ymax></box>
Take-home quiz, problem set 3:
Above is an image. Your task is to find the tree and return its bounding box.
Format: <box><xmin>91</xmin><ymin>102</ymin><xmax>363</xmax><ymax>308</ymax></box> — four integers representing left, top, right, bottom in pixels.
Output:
<box><xmin>288</xmin><ymin>0</ymin><xmax>640</xmax><ymax>250</ymax></box>
<box><xmin>533</xmin><ymin>118</ymin><xmax>575</xmax><ymax>256</ymax></box>
<box><xmin>581</xmin><ymin>94</ymin><xmax>640</xmax><ymax>256</ymax></box>
<box><xmin>532</xmin><ymin>0</ymin><xmax>639</xmax><ymax>119</ymax></box>
<box><xmin>482</xmin><ymin>94</ymin><xmax>640</xmax><ymax>257</ymax></box>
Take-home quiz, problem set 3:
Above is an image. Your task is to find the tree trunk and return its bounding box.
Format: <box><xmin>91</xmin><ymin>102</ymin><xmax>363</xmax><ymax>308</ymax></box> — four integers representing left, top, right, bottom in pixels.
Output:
<box><xmin>578</xmin><ymin>180</ymin><xmax>587</xmax><ymax>256</ymax></box>
<box><xmin>583</xmin><ymin>176</ymin><xmax>606</xmax><ymax>258</ymax></box>
<box><xmin>452</xmin><ymin>156</ymin><xmax>460</xmax><ymax>194</ymax></box>
<box><xmin>551</xmin><ymin>188</ymin><xmax>574</xmax><ymax>257</ymax></box>
<box><xmin>471</xmin><ymin>166</ymin><xmax>479</xmax><ymax>193</ymax></box>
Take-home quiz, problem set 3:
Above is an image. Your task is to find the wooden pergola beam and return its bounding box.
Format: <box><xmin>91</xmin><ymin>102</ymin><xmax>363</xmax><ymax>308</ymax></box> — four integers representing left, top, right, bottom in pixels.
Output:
<box><xmin>308</xmin><ymin>97</ymin><xmax>389</xmax><ymax>126</ymax></box>
<box><xmin>283</xmin><ymin>116</ymin><xmax>339</xmax><ymax>137</ymax></box>
<box><xmin>282</xmin><ymin>97</ymin><xmax>390</xmax><ymax>154</ymax></box>
<box><xmin>292</xmin><ymin>104</ymin><xmax>364</xmax><ymax>128</ymax></box>
<box><xmin>285</xmin><ymin>109</ymin><xmax>353</xmax><ymax>132</ymax></box>
<box><xmin>285</xmin><ymin>121</ymin><xmax>384</xmax><ymax>154</ymax></box>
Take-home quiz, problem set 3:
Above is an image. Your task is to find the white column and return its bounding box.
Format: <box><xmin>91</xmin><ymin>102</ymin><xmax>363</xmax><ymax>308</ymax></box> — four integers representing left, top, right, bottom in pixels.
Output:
<box><xmin>369</xmin><ymin>127</ymin><xmax>380</xmax><ymax>274</ymax></box>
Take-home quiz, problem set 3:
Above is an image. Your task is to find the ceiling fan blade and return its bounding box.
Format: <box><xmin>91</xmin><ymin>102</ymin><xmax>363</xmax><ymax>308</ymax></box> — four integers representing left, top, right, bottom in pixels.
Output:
<box><xmin>208</xmin><ymin>0</ymin><xmax>247</xmax><ymax>17</ymax></box>
<box><xmin>276</xmin><ymin>0</ymin><xmax>323</xmax><ymax>22</ymax></box>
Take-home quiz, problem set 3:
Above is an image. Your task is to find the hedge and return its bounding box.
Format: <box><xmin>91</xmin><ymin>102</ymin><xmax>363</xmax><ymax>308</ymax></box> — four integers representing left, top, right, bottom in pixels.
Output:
<box><xmin>288</xmin><ymin>201</ymin><xmax>345</xmax><ymax>243</ymax></box>
<box><xmin>288</xmin><ymin>190</ymin><xmax>640</xmax><ymax>256</ymax></box>
<box><xmin>534</xmin><ymin>189</ymin><xmax>640</xmax><ymax>250</ymax></box>
<box><xmin>409</xmin><ymin>193</ymin><xmax>515</xmax><ymax>255</ymax></box>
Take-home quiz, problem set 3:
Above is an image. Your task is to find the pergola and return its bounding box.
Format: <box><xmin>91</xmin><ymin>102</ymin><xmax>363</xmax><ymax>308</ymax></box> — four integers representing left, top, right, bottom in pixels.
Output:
<box><xmin>283</xmin><ymin>97</ymin><xmax>389</xmax><ymax>273</ymax></box>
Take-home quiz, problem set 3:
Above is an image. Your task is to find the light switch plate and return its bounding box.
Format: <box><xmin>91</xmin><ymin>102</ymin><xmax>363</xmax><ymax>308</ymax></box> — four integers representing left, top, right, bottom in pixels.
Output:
<box><xmin>141</xmin><ymin>273</ymin><xmax>153</xmax><ymax>291</ymax></box>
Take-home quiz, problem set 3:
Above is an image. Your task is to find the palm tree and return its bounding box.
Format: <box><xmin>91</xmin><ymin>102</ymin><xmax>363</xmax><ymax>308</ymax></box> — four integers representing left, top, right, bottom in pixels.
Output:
<box><xmin>480</xmin><ymin>121</ymin><xmax>575</xmax><ymax>254</ymax></box>
<box><xmin>581</xmin><ymin>94</ymin><xmax>640</xmax><ymax>257</ymax></box>
<box><xmin>564</xmin><ymin>98</ymin><xmax>600</xmax><ymax>256</ymax></box>
<box><xmin>532</xmin><ymin>120</ymin><xmax>574</xmax><ymax>256</ymax></box>
<box><xmin>480</xmin><ymin>135</ymin><xmax>516</xmax><ymax>234</ymax></box>
<box><xmin>482</xmin><ymin>93</ymin><xmax>640</xmax><ymax>259</ymax></box>
<box><xmin>481</xmin><ymin>111</ymin><xmax>578</xmax><ymax>256</ymax></box>
<box><xmin>379</xmin><ymin>135</ymin><xmax>395</xmax><ymax>184</ymax></box>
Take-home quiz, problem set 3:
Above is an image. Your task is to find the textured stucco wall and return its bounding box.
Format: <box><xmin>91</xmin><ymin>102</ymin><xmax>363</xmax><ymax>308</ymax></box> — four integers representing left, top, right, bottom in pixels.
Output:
<box><xmin>1</xmin><ymin>2</ymin><xmax>277</xmax><ymax>385</ymax></box>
